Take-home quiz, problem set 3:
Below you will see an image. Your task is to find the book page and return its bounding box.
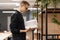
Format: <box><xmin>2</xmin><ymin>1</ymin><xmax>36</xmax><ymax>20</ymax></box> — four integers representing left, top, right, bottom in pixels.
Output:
<box><xmin>25</xmin><ymin>19</ymin><xmax>37</xmax><ymax>29</ymax></box>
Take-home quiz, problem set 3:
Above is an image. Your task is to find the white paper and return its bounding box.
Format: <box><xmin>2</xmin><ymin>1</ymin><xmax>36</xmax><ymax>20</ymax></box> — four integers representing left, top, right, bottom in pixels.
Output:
<box><xmin>25</xmin><ymin>19</ymin><xmax>37</xmax><ymax>29</ymax></box>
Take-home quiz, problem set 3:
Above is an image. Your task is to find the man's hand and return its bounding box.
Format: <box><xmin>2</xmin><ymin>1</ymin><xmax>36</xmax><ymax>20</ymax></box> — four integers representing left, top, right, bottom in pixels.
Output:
<box><xmin>29</xmin><ymin>28</ymin><xmax>37</xmax><ymax>30</ymax></box>
<box><xmin>29</xmin><ymin>27</ymin><xmax>40</xmax><ymax>31</ymax></box>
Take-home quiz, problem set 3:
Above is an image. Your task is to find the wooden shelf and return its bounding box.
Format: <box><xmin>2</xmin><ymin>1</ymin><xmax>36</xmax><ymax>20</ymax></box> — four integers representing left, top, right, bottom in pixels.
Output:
<box><xmin>43</xmin><ymin>8</ymin><xmax>60</xmax><ymax>13</ymax></box>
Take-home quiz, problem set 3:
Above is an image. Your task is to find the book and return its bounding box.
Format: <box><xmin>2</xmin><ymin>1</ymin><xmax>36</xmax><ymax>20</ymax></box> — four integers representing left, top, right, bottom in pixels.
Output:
<box><xmin>25</xmin><ymin>19</ymin><xmax>38</xmax><ymax>29</ymax></box>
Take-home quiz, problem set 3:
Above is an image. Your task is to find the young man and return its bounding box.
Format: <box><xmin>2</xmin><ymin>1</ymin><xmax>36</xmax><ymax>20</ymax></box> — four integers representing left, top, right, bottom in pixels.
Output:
<box><xmin>10</xmin><ymin>1</ymin><xmax>30</xmax><ymax>40</ymax></box>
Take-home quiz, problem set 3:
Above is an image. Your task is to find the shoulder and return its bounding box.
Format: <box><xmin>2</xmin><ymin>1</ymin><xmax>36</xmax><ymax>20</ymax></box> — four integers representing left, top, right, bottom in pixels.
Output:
<box><xmin>11</xmin><ymin>11</ymin><xmax>20</xmax><ymax>17</ymax></box>
<box><xmin>11</xmin><ymin>12</ymin><xmax>18</xmax><ymax>18</ymax></box>
<box><xmin>11</xmin><ymin>13</ymin><xmax>18</xmax><ymax>17</ymax></box>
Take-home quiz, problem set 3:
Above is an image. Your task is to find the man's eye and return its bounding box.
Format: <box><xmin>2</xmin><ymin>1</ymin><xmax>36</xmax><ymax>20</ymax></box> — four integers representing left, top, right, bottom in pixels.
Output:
<box><xmin>26</xmin><ymin>8</ymin><xmax>28</xmax><ymax>9</ymax></box>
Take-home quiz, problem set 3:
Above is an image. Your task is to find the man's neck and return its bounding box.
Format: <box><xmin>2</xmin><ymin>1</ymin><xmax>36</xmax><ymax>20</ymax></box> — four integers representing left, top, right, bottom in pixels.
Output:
<box><xmin>17</xmin><ymin>7</ymin><xmax>22</xmax><ymax>13</ymax></box>
<box><xmin>17</xmin><ymin>9</ymin><xmax>23</xmax><ymax>13</ymax></box>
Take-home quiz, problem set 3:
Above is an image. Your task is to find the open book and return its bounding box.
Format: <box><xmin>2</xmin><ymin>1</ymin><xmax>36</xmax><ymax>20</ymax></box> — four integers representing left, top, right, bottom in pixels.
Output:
<box><xmin>25</xmin><ymin>19</ymin><xmax>38</xmax><ymax>29</ymax></box>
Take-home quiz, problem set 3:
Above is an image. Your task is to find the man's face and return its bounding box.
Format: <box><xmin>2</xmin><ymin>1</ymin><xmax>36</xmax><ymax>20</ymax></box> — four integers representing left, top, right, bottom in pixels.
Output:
<box><xmin>20</xmin><ymin>4</ymin><xmax>29</xmax><ymax>13</ymax></box>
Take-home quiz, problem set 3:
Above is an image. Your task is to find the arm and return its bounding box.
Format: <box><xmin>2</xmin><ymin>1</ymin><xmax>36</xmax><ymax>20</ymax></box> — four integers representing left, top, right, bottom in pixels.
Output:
<box><xmin>18</xmin><ymin>13</ymin><xmax>31</xmax><ymax>32</ymax></box>
<box><xmin>10</xmin><ymin>14</ymin><xmax>20</xmax><ymax>34</ymax></box>
<box><xmin>20</xmin><ymin>28</ymin><xmax>39</xmax><ymax>32</ymax></box>
<box><xmin>20</xmin><ymin>29</ymin><xmax>30</xmax><ymax>32</ymax></box>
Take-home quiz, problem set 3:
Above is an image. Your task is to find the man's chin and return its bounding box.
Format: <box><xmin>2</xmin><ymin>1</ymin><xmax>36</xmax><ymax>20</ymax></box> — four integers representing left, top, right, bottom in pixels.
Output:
<box><xmin>23</xmin><ymin>11</ymin><xmax>27</xmax><ymax>13</ymax></box>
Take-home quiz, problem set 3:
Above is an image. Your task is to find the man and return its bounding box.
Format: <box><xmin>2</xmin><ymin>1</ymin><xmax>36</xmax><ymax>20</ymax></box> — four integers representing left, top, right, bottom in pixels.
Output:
<box><xmin>10</xmin><ymin>1</ymin><xmax>31</xmax><ymax>40</ymax></box>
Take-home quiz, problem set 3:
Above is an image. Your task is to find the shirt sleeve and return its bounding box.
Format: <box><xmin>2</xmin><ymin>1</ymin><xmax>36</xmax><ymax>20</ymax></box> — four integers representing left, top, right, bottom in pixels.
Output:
<box><xmin>10</xmin><ymin>14</ymin><xmax>20</xmax><ymax>34</ymax></box>
<box><xmin>18</xmin><ymin>13</ymin><xmax>25</xmax><ymax>30</ymax></box>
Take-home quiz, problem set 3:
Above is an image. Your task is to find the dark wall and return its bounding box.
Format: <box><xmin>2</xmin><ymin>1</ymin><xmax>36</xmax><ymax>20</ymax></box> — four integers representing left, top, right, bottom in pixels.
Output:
<box><xmin>0</xmin><ymin>13</ymin><xmax>12</xmax><ymax>32</ymax></box>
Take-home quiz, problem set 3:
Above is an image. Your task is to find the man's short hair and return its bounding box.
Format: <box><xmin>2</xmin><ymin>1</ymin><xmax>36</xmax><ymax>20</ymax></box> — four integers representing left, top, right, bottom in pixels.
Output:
<box><xmin>21</xmin><ymin>1</ymin><xmax>30</xmax><ymax>6</ymax></box>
